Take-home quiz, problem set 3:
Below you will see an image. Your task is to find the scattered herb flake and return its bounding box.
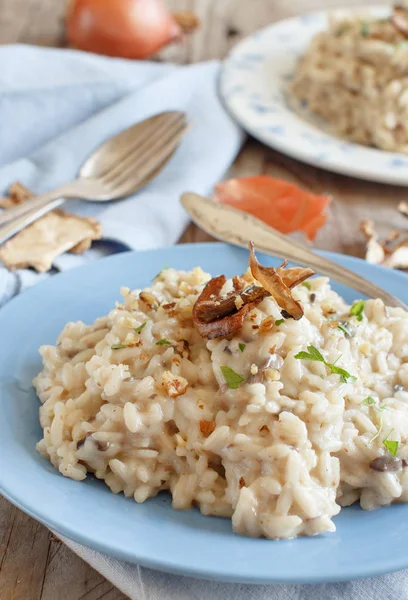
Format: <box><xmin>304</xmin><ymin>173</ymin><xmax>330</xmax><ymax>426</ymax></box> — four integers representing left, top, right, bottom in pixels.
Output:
<box><xmin>156</xmin><ymin>339</ymin><xmax>171</xmax><ymax>346</ymax></box>
<box><xmin>337</xmin><ymin>323</ymin><xmax>353</xmax><ymax>337</ymax></box>
<box><xmin>383</xmin><ymin>439</ymin><xmax>399</xmax><ymax>457</ymax></box>
<box><xmin>295</xmin><ymin>345</ymin><xmax>356</xmax><ymax>383</ymax></box>
<box><xmin>329</xmin><ymin>364</ymin><xmax>356</xmax><ymax>383</ymax></box>
<box><xmin>238</xmin><ymin>343</ymin><xmax>246</xmax><ymax>353</ymax></box>
<box><xmin>111</xmin><ymin>344</ymin><xmax>126</xmax><ymax>350</ymax></box>
<box><xmin>220</xmin><ymin>366</ymin><xmax>245</xmax><ymax>389</ymax></box>
<box><xmin>153</xmin><ymin>263</ymin><xmax>169</xmax><ymax>280</ymax></box>
<box><xmin>295</xmin><ymin>345</ymin><xmax>325</xmax><ymax>363</ymax></box>
<box><xmin>361</xmin><ymin>21</ymin><xmax>369</xmax><ymax>37</ymax></box>
<box><xmin>369</xmin><ymin>416</ymin><xmax>383</xmax><ymax>444</ymax></box>
<box><xmin>275</xmin><ymin>319</ymin><xmax>285</xmax><ymax>326</ymax></box>
<box><xmin>349</xmin><ymin>300</ymin><xmax>365</xmax><ymax>321</ymax></box>
<box><xmin>362</xmin><ymin>396</ymin><xmax>376</xmax><ymax>406</ymax></box>
<box><xmin>135</xmin><ymin>321</ymin><xmax>147</xmax><ymax>334</ymax></box>
<box><xmin>302</xmin><ymin>282</ymin><xmax>312</xmax><ymax>290</ymax></box>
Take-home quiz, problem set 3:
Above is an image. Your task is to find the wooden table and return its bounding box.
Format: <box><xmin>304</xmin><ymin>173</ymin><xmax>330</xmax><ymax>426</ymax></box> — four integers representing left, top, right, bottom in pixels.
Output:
<box><xmin>0</xmin><ymin>0</ymin><xmax>406</xmax><ymax>598</ymax></box>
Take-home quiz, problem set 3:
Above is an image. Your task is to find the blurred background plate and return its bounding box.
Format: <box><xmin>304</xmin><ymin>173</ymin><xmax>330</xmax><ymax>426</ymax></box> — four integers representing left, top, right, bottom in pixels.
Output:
<box><xmin>219</xmin><ymin>6</ymin><xmax>408</xmax><ymax>186</ymax></box>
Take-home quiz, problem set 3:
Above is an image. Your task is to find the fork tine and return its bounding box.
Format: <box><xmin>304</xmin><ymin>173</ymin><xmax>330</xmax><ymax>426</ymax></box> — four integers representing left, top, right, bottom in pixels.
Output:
<box><xmin>82</xmin><ymin>111</ymin><xmax>185</xmax><ymax>180</ymax></box>
<box><xmin>100</xmin><ymin>113</ymin><xmax>187</xmax><ymax>185</ymax></box>
<box><xmin>107</xmin><ymin>121</ymin><xmax>188</xmax><ymax>193</ymax></box>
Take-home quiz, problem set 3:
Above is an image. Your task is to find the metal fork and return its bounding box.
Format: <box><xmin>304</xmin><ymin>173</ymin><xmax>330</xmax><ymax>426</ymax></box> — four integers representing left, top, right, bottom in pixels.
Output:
<box><xmin>0</xmin><ymin>111</ymin><xmax>188</xmax><ymax>245</ymax></box>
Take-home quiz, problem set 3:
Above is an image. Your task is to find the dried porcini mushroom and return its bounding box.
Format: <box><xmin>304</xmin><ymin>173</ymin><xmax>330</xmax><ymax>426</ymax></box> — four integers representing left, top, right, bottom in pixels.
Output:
<box><xmin>399</xmin><ymin>201</ymin><xmax>408</xmax><ymax>219</ymax></box>
<box><xmin>193</xmin><ymin>242</ymin><xmax>314</xmax><ymax>339</ymax></box>
<box><xmin>248</xmin><ymin>242</ymin><xmax>312</xmax><ymax>320</ymax></box>
<box><xmin>360</xmin><ymin>218</ymin><xmax>408</xmax><ymax>271</ymax></box>
<box><xmin>0</xmin><ymin>181</ymin><xmax>102</xmax><ymax>271</ymax></box>
<box><xmin>391</xmin><ymin>5</ymin><xmax>408</xmax><ymax>37</ymax></box>
<box><xmin>0</xmin><ymin>210</ymin><xmax>101</xmax><ymax>273</ymax></box>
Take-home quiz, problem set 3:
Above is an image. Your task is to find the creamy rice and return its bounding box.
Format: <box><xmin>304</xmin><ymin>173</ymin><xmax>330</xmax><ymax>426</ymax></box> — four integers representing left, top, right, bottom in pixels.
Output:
<box><xmin>34</xmin><ymin>266</ymin><xmax>408</xmax><ymax>539</ymax></box>
<box><xmin>290</xmin><ymin>11</ymin><xmax>408</xmax><ymax>153</ymax></box>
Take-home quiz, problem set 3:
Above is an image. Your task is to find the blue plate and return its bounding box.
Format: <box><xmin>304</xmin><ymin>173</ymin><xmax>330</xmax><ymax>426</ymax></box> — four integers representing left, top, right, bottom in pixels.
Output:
<box><xmin>1</xmin><ymin>242</ymin><xmax>407</xmax><ymax>584</ymax></box>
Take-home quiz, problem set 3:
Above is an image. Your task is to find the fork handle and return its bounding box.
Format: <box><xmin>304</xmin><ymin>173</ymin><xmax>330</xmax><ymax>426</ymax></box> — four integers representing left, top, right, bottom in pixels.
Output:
<box><xmin>181</xmin><ymin>193</ymin><xmax>408</xmax><ymax>311</ymax></box>
<box><xmin>0</xmin><ymin>196</ymin><xmax>65</xmax><ymax>245</ymax></box>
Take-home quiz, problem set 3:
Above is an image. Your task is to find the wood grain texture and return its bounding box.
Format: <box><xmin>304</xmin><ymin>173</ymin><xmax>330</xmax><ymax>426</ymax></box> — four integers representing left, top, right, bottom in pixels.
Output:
<box><xmin>0</xmin><ymin>0</ymin><xmax>405</xmax><ymax>598</ymax></box>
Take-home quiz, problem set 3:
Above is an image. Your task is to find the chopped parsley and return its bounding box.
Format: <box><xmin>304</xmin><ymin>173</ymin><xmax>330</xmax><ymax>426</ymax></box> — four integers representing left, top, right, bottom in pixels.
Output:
<box><xmin>156</xmin><ymin>339</ymin><xmax>171</xmax><ymax>345</ymax></box>
<box><xmin>361</xmin><ymin>21</ymin><xmax>369</xmax><ymax>37</ymax></box>
<box><xmin>111</xmin><ymin>344</ymin><xmax>126</xmax><ymax>350</ymax></box>
<box><xmin>153</xmin><ymin>263</ymin><xmax>169</xmax><ymax>280</ymax></box>
<box><xmin>238</xmin><ymin>343</ymin><xmax>246</xmax><ymax>353</ymax></box>
<box><xmin>302</xmin><ymin>282</ymin><xmax>312</xmax><ymax>291</ymax></box>
<box><xmin>362</xmin><ymin>396</ymin><xmax>376</xmax><ymax>406</ymax></box>
<box><xmin>383</xmin><ymin>439</ymin><xmax>399</xmax><ymax>457</ymax></box>
<box><xmin>220</xmin><ymin>366</ymin><xmax>245</xmax><ymax>389</ymax></box>
<box><xmin>337</xmin><ymin>322</ymin><xmax>353</xmax><ymax>337</ymax></box>
<box><xmin>275</xmin><ymin>319</ymin><xmax>285</xmax><ymax>326</ymax></box>
<box><xmin>349</xmin><ymin>300</ymin><xmax>365</xmax><ymax>321</ymax></box>
<box><xmin>134</xmin><ymin>321</ymin><xmax>147</xmax><ymax>334</ymax></box>
<box><xmin>294</xmin><ymin>345</ymin><xmax>356</xmax><ymax>383</ymax></box>
<box><xmin>369</xmin><ymin>416</ymin><xmax>383</xmax><ymax>444</ymax></box>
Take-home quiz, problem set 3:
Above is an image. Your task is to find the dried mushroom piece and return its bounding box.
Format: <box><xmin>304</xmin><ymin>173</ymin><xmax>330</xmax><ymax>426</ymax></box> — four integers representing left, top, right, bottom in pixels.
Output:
<box><xmin>399</xmin><ymin>201</ymin><xmax>408</xmax><ymax>219</ymax></box>
<box><xmin>248</xmin><ymin>242</ymin><xmax>310</xmax><ymax>320</ymax></box>
<box><xmin>193</xmin><ymin>242</ymin><xmax>314</xmax><ymax>339</ymax></box>
<box><xmin>360</xmin><ymin>218</ymin><xmax>408</xmax><ymax>270</ymax></box>
<box><xmin>391</xmin><ymin>5</ymin><xmax>408</xmax><ymax>37</ymax></box>
<box><xmin>0</xmin><ymin>181</ymin><xmax>102</xmax><ymax>260</ymax></box>
<box><xmin>0</xmin><ymin>181</ymin><xmax>33</xmax><ymax>209</ymax></box>
<box><xmin>0</xmin><ymin>210</ymin><xmax>101</xmax><ymax>273</ymax></box>
<box><xmin>193</xmin><ymin>275</ymin><xmax>261</xmax><ymax>339</ymax></box>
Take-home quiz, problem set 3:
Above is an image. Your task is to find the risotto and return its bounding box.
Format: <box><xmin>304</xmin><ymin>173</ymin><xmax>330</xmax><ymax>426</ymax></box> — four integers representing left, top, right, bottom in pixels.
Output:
<box><xmin>290</xmin><ymin>7</ymin><xmax>408</xmax><ymax>153</ymax></box>
<box><xmin>34</xmin><ymin>263</ymin><xmax>408</xmax><ymax>540</ymax></box>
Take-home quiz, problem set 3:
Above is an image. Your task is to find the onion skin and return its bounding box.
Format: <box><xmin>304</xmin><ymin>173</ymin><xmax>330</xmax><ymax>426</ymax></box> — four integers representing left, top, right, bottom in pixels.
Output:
<box><xmin>66</xmin><ymin>0</ymin><xmax>182</xmax><ymax>59</ymax></box>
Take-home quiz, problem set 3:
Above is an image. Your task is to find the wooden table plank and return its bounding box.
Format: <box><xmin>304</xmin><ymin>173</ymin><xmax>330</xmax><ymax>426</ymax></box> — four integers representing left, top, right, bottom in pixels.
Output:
<box><xmin>0</xmin><ymin>0</ymin><xmax>406</xmax><ymax>598</ymax></box>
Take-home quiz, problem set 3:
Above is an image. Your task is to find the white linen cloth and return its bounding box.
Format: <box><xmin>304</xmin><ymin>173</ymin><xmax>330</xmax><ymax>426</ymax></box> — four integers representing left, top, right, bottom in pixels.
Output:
<box><xmin>0</xmin><ymin>45</ymin><xmax>243</xmax><ymax>305</ymax></box>
<box><xmin>0</xmin><ymin>45</ymin><xmax>404</xmax><ymax>600</ymax></box>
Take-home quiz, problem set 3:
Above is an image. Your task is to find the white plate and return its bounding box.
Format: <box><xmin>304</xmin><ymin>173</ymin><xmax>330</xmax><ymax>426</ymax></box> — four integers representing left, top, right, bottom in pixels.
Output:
<box><xmin>220</xmin><ymin>6</ymin><xmax>408</xmax><ymax>186</ymax></box>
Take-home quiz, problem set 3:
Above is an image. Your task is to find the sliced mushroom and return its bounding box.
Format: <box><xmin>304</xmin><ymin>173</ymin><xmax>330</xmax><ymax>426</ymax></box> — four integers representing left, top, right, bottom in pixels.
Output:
<box><xmin>193</xmin><ymin>243</ymin><xmax>314</xmax><ymax>339</ymax></box>
<box><xmin>369</xmin><ymin>455</ymin><xmax>402</xmax><ymax>472</ymax></box>
<box><xmin>391</xmin><ymin>5</ymin><xmax>408</xmax><ymax>37</ymax></box>
<box><xmin>193</xmin><ymin>276</ymin><xmax>262</xmax><ymax>339</ymax></box>
<box><xmin>248</xmin><ymin>242</ymin><xmax>312</xmax><ymax>320</ymax></box>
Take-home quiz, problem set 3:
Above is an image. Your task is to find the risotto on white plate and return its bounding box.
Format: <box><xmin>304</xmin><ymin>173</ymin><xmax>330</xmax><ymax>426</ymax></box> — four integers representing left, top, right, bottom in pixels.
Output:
<box><xmin>290</xmin><ymin>6</ymin><xmax>408</xmax><ymax>153</ymax></box>
<box><xmin>34</xmin><ymin>249</ymin><xmax>408</xmax><ymax>540</ymax></box>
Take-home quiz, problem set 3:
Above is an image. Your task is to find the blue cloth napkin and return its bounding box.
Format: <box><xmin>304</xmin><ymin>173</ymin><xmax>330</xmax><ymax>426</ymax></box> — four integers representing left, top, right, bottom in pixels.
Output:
<box><xmin>0</xmin><ymin>45</ymin><xmax>243</xmax><ymax>306</ymax></box>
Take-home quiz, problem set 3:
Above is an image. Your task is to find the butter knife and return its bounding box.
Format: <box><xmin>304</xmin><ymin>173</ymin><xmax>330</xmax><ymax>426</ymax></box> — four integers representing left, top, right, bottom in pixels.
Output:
<box><xmin>181</xmin><ymin>192</ymin><xmax>407</xmax><ymax>310</ymax></box>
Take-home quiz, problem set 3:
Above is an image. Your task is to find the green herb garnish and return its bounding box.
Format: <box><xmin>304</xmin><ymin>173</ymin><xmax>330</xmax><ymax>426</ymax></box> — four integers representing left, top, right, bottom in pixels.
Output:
<box><xmin>220</xmin><ymin>366</ymin><xmax>245</xmax><ymax>389</ymax></box>
<box><xmin>337</xmin><ymin>323</ymin><xmax>353</xmax><ymax>337</ymax></box>
<box><xmin>238</xmin><ymin>343</ymin><xmax>246</xmax><ymax>353</ymax></box>
<box><xmin>111</xmin><ymin>344</ymin><xmax>126</xmax><ymax>350</ymax></box>
<box><xmin>294</xmin><ymin>345</ymin><xmax>356</xmax><ymax>383</ymax></box>
<box><xmin>302</xmin><ymin>282</ymin><xmax>312</xmax><ymax>291</ymax></box>
<box><xmin>369</xmin><ymin>416</ymin><xmax>383</xmax><ymax>444</ymax></box>
<box><xmin>350</xmin><ymin>300</ymin><xmax>365</xmax><ymax>321</ymax></box>
<box><xmin>153</xmin><ymin>263</ymin><xmax>169</xmax><ymax>280</ymax></box>
<box><xmin>156</xmin><ymin>339</ymin><xmax>171</xmax><ymax>345</ymax></box>
<box><xmin>134</xmin><ymin>321</ymin><xmax>147</xmax><ymax>334</ymax></box>
<box><xmin>361</xmin><ymin>21</ymin><xmax>369</xmax><ymax>37</ymax></box>
<box><xmin>383</xmin><ymin>439</ymin><xmax>399</xmax><ymax>457</ymax></box>
<box><xmin>275</xmin><ymin>319</ymin><xmax>284</xmax><ymax>326</ymax></box>
<box><xmin>362</xmin><ymin>396</ymin><xmax>376</xmax><ymax>406</ymax></box>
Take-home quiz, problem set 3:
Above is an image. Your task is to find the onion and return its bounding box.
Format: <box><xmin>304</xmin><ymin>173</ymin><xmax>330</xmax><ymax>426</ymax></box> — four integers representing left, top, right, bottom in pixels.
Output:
<box><xmin>66</xmin><ymin>0</ymin><xmax>182</xmax><ymax>59</ymax></box>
